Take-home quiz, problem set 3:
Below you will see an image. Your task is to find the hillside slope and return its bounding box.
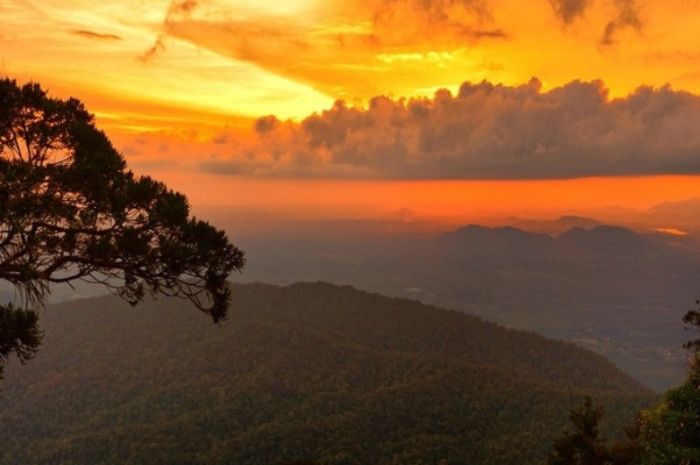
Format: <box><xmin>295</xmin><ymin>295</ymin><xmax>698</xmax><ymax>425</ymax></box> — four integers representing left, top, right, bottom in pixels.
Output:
<box><xmin>231</xmin><ymin>219</ymin><xmax>700</xmax><ymax>390</ymax></box>
<box><xmin>0</xmin><ymin>283</ymin><xmax>652</xmax><ymax>465</ymax></box>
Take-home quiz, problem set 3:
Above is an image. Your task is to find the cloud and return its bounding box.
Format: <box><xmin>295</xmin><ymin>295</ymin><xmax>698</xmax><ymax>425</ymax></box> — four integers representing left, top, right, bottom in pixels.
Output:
<box><xmin>141</xmin><ymin>0</ymin><xmax>201</xmax><ymax>62</ymax></box>
<box><xmin>471</xmin><ymin>29</ymin><xmax>508</xmax><ymax>39</ymax></box>
<box><xmin>368</xmin><ymin>0</ymin><xmax>501</xmax><ymax>44</ymax></box>
<box><xmin>71</xmin><ymin>30</ymin><xmax>122</xmax><ymax>40</ymax></box>
<box><xmin>600</xmin><ymin>0</ymin><xmax>643</xmax><ymax>46</ymax></box>
<box><xmin>548</xmin><ymin>0</ymin><xmax>590</xmax><ymax>23</ymax></box>
<box><xmin>200</xmin><ymin>78</ymin><xmax>700</xmax><ymax>179</ymax></box>
<box><xmin>547</xmin><ymin>0</ymin><xmax>642</xmax><ymax>45</ymax></box>
<box><xmin>148</xmin><ymin>0</ymin><xmax>508</xmax><ymax>100</ymax></box>
<box><xmin>140</xmin><ymin>36</ymin><xmax>167</xmax><ymax>62</ymax></box>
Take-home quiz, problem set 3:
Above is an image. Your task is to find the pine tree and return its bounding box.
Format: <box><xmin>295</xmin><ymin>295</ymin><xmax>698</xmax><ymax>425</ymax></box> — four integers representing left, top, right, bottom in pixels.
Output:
<box><xmin>549</xmin><ymin>397</ymin><xmax>610</xmax><ymax>465</ymax></box>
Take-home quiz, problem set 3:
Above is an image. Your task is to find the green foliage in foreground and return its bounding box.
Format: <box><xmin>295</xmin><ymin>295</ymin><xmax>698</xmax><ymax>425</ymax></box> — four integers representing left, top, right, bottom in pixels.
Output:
<box><xmin>549</xmin><ymin>359</ymin><xmax>700</xmax><ymax>464</ymax></box>
<box><xmin>0</xmin><ymin>283</ymin><xmax>651</xmax><ymax>465</ymax></box>
<box><xmin>636</xmin><ymin>359</ymin><xmax>700</xmax><ymax>465</ymax></box>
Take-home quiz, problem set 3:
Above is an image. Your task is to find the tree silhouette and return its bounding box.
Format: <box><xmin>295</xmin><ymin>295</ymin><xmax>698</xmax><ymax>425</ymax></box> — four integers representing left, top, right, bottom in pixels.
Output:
<box><xmin>548</xmin><ymin>397</ymin><xmax>609</xmax><ymax>465</ymax></box>
<box><xmin>634</xmin><ymin>310</ymin><xmax>700</xmax><ymax>465</ymax></box>
<box><xmin>683</xmin><ymin>298</ymin><xmax>700</xmax><ymax>351</ymax></box>
<box><xmin>0</xmin><ymin>79</ymin><xmax>244</xmax><ymax>378</ymax></box>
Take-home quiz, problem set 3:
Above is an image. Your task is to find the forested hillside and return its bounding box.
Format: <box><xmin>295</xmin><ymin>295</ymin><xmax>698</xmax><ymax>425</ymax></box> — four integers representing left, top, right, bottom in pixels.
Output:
<box><xmin>234</xmin><ymin>222</ymin><xmax>700</xmax><ymax>389</ymax></box>
<box><xmin>0</xmin><ymin>283</ymin><xmax>653</xmax><ymax>465</ymax></box>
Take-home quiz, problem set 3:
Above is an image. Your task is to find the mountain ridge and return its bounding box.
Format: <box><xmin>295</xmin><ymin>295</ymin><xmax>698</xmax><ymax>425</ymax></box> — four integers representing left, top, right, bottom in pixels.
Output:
<box><xmin>0</xmin><ymin>282</ymin><xmax>652</xmax><ymax>465</ymax></box>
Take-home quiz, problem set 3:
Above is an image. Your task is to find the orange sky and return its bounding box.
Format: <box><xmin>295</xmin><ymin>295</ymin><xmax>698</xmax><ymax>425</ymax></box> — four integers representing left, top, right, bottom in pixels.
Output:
<box><xmin>4</xmin><ymin>0</ymin><xmax>700</xmax><ymax>127</ymax></box>
<box><xmin>2</xmin><ymin>0</ymin><xmax>700</xmax><ymax>225</ymax></box>
<box><xmin>160</xmin><ymin>172</ymin><xmax>700</xmax><ymax>229</ymax></box>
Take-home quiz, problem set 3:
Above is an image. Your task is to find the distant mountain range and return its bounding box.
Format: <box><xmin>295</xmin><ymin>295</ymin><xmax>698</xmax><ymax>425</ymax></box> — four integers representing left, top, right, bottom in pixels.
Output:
<box><xmin>236</xmin><ymin>220</ymin><xmax>700</xmax><ymax>390</ymax></box>
<box><xmin>649</xmin><ymin>197</ymin><xmax>700</xmax><ymax>219</ymax></box>
<box><xmin>499</xmin><ymin>215</ymin><xmax>603</xmax><ymax>235</ymax></box>
<box><xmin>441</xmin><ymin>224</ymin><xmax>662</xmax><ymax>261</ymax></box>
<box><xmin>0</xmin><ymin>283</ymin><xmax>652</xmax><ymax>465</ymax></box>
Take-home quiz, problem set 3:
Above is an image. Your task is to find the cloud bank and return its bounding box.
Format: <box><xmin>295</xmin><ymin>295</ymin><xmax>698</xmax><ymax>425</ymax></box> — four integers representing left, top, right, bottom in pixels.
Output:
<box><xmin>201</xmin><ymin>79</ymin><xmax>700</xmax><ymax>180</ymax></box>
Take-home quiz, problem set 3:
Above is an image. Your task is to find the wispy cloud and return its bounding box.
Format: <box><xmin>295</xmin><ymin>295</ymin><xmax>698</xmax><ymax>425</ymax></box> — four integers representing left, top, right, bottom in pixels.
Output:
<box><xmin>548</xmin><ymin>0</ymin><xmax>643</xmax><ymax>45</ymax></box>
<box><xmin>71</xmin><ymin>30</ymin><xmax>122</xmax><ymax>41</ymax></box>
<box><xmin>368</xmin><ymin>0</ymin><xmax>502</xmax><ymax>43</ymax></box>
<box><xmin>600</xmin><ymin>0</ymin><xmax>643</xmax><ymax>46</ymax></box>
<box><xmin>141</xmin><ymin>0</ymin><xmax>201</xmax><ymax>62</ymax></box>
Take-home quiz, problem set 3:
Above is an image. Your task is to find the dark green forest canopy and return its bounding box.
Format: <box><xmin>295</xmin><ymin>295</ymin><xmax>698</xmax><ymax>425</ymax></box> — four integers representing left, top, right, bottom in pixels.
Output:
<box><xmin>0</xmin><ymin>79</ymin><xmax>244</xmax><ymax>376</ymax></box>
<box><xmin>0</xmin><ymin>283</ymin><xmax>653</xmax><ymax>465</ymax></box>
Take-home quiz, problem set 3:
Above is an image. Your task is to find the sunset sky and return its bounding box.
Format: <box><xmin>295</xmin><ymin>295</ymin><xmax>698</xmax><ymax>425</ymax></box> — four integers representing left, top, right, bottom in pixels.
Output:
<box><xmin>3</xmin><ymin>0</ymin><xmax>700</xmax><ymax>227</ymax></box>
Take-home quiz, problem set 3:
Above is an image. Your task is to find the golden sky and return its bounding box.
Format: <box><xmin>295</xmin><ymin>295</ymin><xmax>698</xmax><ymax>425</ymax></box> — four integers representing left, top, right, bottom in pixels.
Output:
<box><xmin>2</xmin><ymin>0</ymin><xmax>700</xmax><ymax>224</ymax></box>
<box><xmin>4</xmin><ymin>0</ymin><xmax>700</xmax><ymax>130</ymax></box>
